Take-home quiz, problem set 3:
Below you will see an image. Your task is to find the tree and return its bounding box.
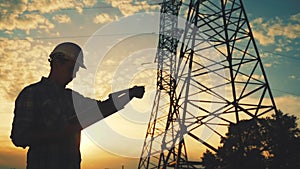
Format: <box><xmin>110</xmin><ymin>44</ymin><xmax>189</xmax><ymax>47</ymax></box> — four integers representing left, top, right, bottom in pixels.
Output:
<box><xmin>201</xmin><ymin>110</ymin><xmax>300</xmax><ymax>169</ymax></box>
<box><xmin>267</xmin><ymin>111</ymin><xmax>300</xmax><ymax>168</ymax></box>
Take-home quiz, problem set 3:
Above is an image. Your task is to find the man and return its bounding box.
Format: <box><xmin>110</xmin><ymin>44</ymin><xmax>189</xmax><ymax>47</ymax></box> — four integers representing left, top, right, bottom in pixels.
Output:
<box><xmin>10</xmin><ymin>42</ymin><xmax>145</xmax><ymax>169</ymax></box>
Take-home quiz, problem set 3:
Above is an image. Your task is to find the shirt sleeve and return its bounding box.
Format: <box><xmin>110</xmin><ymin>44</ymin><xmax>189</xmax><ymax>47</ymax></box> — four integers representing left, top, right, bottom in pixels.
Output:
<box><xmin>71</xmin><ymin>90</ymin><xmax>118</xmax><ymax>129</ymax></box>
<box><xmin>97</xmin><ymin>97</ymin><xmax>118</xmax><ymax>118</ymax></box>
<box><xmin>10</xmin><ymin>87</ymin><xmax>35</xmax><ymax>148</ymax></box>
<box><xmin>68</xmin><ymin>89</ymin><xmax>135</xmax><ymax>129</ymax></box>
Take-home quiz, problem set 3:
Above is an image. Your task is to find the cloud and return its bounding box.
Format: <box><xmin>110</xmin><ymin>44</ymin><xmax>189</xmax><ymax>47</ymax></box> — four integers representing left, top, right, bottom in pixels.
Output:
<box><xmin>251</xmin><ymin>14</ymin><xmax>300</xmax><ymax>46</ymax></box>
<box><xmin>290</xmin><ymin>13</ymin><xmax>300</xmax><ymax>22</ymax></box>
<box><xmin>288</xmin><ymin>75</ymin><xmax>296</xmax><ymax>80</ymax></box>
<box><xmin>0</xmin><ymin>0</ymin><xmax>97</xmax><ymax>33</ymax></box>
<box><xmin>275</xmin><ymin>95</ymin><xmax>300</xmax><ymax>119</ymax></box>
<box><xmin>0</xmin><ymin>13</ymin><xmax>54</xmax><ymax>34</ymax></box>
<box><xmin>0</xmin><ymin>38</ymin><xmax>51</xmax><ymax>101</ymax></box>
<box><xmin>268</xmin><ymin>23</ymin><xmax>300</xmax><ymax>39</ymax></box>
<box><xmin>27</xmin><ymin>0</ymin><xmax>96</xmax><ymax>14</ymax></box>
<box><xmin>27</xmin><ymin>1</ymin><xmax>80</xmax><ymax>13</ymax></box>
<box><xmin>275</xmin><ymin>48</ymin><xmax>282</xmax><ymax>52</ymax></box>
<box><xmin>264</xmin><ymin>63</ymin><xmax>272</xmax><ymax>68</ymax></box>
<box><xmin>52</xmin><ymin>14</ymin><xmax>71</xmax><ymax>23</ymax></box>
<box><xmin>252</xmin><ymin>29</ymin><xmax>275</xmax><ymax>45</ymax></box>
<box><xmin>0</xmin><ymin>2</ymin><xmax>54</xmax><ymax>34</ymax></box>
<box><xmin>0</xmin><ymin>0</ymin><xmax>27</xmax><ymax>15</ymax></box>
<box><xmin>105</xmin><ymin>0</ymin><xmax>159</xmax><ymax>16</ymax></box>
<box><xmin>93</xmin><ymin>13</ymin><xmax>118</xmax><ymax>24</ymax></box>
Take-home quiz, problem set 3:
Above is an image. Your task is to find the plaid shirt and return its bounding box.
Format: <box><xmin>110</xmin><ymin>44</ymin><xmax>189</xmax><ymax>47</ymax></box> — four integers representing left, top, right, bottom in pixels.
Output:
<box><xmin>11</xmin><ymin>77</ymin><xmax>118</xmax><ymax>169</ymax></box>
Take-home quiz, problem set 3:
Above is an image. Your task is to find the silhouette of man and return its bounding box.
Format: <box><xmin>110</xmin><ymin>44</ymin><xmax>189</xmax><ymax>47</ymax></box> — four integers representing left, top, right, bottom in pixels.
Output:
<box><xmin>10</xmin><ymin>42</ymin><xmax>145</xmax><ymax>169</ymax></box>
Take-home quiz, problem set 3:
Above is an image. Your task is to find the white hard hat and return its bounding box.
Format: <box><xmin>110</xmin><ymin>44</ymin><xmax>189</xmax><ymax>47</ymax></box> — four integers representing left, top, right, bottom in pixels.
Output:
<box><xmin>50</xmin><ymin>42</ymin><xmax>86</xmax><ymax>69</ymax></box>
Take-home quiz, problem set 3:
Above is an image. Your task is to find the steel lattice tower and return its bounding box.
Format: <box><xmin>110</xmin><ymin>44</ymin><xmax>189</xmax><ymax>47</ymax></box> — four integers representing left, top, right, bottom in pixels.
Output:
<box><xmin>138</xmin><ymin>0</ymin><xmax>277</xmax><ymax>168</ymax></box>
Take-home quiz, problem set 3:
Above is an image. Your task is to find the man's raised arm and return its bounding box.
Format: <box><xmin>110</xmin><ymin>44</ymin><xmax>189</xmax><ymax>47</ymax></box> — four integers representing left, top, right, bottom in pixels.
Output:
<box><xmin>71</xmin><ymin>86</ymin><xmax>145</xmax><ymax>129</ymax></box>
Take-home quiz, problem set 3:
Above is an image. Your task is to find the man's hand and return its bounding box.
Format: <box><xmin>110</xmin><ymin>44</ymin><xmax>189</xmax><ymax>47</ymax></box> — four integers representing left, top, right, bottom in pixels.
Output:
<box><xmin>129</xmin><ymin>86</ymin><xmax>145</xmax><ymax>99</ymax></box>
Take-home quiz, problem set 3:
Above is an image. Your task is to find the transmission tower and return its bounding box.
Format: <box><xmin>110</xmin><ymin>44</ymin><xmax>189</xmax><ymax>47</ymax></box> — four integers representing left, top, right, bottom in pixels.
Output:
<box><xmin>138</xmin><ymin>0</ymin><xmax>277</xmax><ymax>168</ymax></box>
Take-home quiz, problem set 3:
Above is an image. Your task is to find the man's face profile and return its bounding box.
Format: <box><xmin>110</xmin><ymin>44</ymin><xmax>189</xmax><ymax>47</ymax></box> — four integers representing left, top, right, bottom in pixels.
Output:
<box><xmin>53</xmin><ymin>58</ymin><xmax>80</xmax><ymax>86</ymax></box>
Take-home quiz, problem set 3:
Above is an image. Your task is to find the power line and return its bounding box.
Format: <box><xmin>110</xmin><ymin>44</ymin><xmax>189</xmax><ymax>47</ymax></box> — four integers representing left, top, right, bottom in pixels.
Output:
<box><xmin>271</xmin><ymin>88</ymin><xmax>299</xmax><ymax>96</ymax></box>
<box><xmin>4</xmin><ymin>35</ymin><xmax>299</xmax><ymax>63</ymax></box>
<box><xmin>256</xmin><ymin>26</ymin><xmax>300</xmax><ymax>36</ymax></box>
<box><xmin>262</xmin><ymin>50</ymin><xmax>300</xmax><ymax>61</ymax></box>
<box><xmin>1</xmin><ymin>33</ymin><xmax>299</xmax><ymax>67</ymax></box>
<box><xmin>1</xmin><ymin>1</ymin><xmax>298</xmax><ymax>37</ymax></box>
<box><xmin>0</xmin><ymin>1</ymin><xmax>160</xmax><ymax>15</ymax></box>
<box><xmin>0</xmin><ymin>6</ymin><xmax>111</xmax><ymax>15</ymax></box>
<box><xmin>0</xmin><ymin>32</ymin><xmax>157</xmax><ymax>41</ymax></box>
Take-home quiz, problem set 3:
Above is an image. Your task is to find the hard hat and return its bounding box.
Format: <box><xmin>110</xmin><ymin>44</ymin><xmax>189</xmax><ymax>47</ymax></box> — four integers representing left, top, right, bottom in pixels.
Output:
<box><xmin>50</xmin><ymin>42</ymin><xmax>86</xmax><ymax>69</ymax></box>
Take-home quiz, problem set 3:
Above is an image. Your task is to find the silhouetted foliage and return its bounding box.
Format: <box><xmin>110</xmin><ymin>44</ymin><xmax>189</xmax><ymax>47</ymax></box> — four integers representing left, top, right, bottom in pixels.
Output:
<box><xmin>201</xmin><ymin>110</ymin><xmax>300</xmax><ymax>169</ymax></box>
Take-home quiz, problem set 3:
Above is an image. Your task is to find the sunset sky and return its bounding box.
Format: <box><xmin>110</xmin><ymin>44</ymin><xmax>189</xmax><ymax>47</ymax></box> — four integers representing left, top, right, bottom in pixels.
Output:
<box><xmin>0</xmin><ymin>0</ymin><xmax>300</xmax><ymax>169</ymax></box>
